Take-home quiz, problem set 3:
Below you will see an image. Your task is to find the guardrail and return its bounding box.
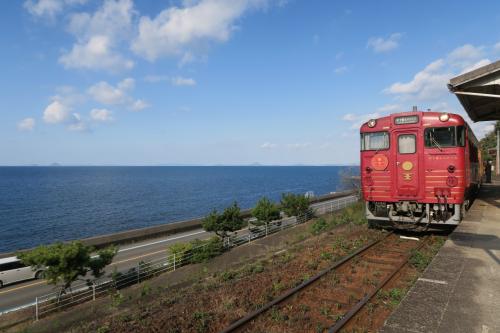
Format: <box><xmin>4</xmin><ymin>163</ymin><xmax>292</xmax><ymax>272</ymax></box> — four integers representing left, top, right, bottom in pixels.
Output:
<box><xmin>7</xmin><ymin>195</ymin><xmax>359</xmax><ymax>322</ymax></box>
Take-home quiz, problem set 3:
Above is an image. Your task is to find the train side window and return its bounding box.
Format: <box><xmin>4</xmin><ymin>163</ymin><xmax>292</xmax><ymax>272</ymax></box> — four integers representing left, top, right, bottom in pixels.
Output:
<box><xmin>457</xmin><ymin>126</ymin><xmax>465</xmax><ymax>147</ymax></box>
<box><xmin>398</xmin><ymin>134</ymin><xmax>416</xmax><ymax>154</ymax></box>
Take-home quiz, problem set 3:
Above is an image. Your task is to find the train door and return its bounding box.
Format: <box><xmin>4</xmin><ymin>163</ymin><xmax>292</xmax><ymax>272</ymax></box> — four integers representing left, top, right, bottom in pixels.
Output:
<box><xmin>394</xmin><ymin>130</ymin><xmax>420</xmax><ymax>198</ymax></box>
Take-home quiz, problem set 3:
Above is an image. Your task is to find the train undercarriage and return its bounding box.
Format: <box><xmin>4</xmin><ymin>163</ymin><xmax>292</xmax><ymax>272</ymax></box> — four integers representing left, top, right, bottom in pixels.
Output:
<box><xmin>365</xmin><ymin>200</ymin><xmax>464</xmax><ymax>230</ymax></box>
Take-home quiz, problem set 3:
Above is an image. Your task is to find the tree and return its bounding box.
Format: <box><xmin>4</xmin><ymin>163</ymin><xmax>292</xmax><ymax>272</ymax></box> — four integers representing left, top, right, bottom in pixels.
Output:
<box><xmin>251</xmin><ymin>197</ymin><xmax>280</xmax><ymax>226</ymax></box>
<box><xmin>280</xmin><ymin>193</ymin><xmax>310</xmax><ymax>218</ymax></box>
<box><xmin>202</xmin><ymin>202</ymin><xmax>245</xmax><ymax>238</ymax></box>
<box><xmin>480</xmin><ymin>120</ymin><xmax>500</xmax><ymax>161</ymax></box>
<box><xmin>18</xmin><ymin>241</ymin><xmax>117</xmax><ymax>297</ymax></box>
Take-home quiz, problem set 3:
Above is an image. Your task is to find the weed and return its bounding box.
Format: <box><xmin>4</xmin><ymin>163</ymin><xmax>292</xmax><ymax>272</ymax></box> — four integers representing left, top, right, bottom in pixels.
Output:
<box><xmin>409</xmin><ymin>249</ymin><xmax>432</xmax><ymax>271</ymax></box>
<box><xmin>331</xmin><ymin>273</ymin><xmax>340</xmax><ymax>286</ymax></box>
<box><xmin>320</xmin><ymin>252</ymin><xmax>333</xmax><ymax>261</ymax></box>
<box><xmin>295</xmin><ymin>233</ymin><xmax>307</xmax><ymax>243</ymax></box>
<box><xmin>299</xmin><ymin>304</ymin><xmax>310</xmax><ymax>313</ymax></box>
<box><xmin>96</xmin><ymin>325</ymin><xmax>110</xmax><ymax>333</ymax></box>
<box><xmin>319</xmin><ymin>306</ymin><xmax>331</xmax><ymax>317</ymax></box>
<box><xmin>388</xmin><ymin>288</ymin><xmax>404</xmax><ymax>306</ymax></box>
<box><xmin>192</xmin><ymin>311</ymin><xmax>213</xmax><ymax>333</ymax></box>
<box><xmin>219</xmin><ymin>270</ymin><xmax>238</xmax><ymax>282</ymax></box>
<box><xmin>310</xmin><ymin>218</ymin><xmax>329</xmax><ymax>235</ymax></box>
<box><xmin>279</xmin><ymin>251</ymin><xmax>294</xmax><ymax>264</ymax></box>
<box><xmin>141</xmin><ymin>283</ymin><xmax>151</xmax><ymax>297</ymax></box>
<box><xmin>270</xmin><ymin>307</ymin><xmax>286</xmax><ymax>322</ymax></box>
<box><xmin>110</xmin><ymin>291</ymin><xmax>124</xmax><ymax>307</ymax></box>
<box><xmin>307</xmin><ymin>259</ymin><xmax>319</xmax><ymax>270</ymax></box>
<box><xmin>302</xmin><ymin>273</ymin><xmax>311</xmax><ymax>282</ymax></box>
<box><xmin>272</xmin><ymin>281</ymin><xmax>286</xmax><ymax>293</ymax></box>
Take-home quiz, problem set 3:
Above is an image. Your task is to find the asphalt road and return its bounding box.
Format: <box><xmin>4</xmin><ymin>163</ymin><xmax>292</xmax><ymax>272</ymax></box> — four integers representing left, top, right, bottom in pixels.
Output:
<box><xmin>0</xmin><ymin>196</ymin><xmax>352</xmax><ymax>314</ymax></box>
<box><xmin>0</xmin><ymin>227</ymin><xmax>213</xmax><ymax>313</ymax></box>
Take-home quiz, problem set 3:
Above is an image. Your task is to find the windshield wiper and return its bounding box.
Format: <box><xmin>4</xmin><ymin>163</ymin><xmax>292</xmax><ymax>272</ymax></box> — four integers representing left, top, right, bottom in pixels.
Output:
<box><xmin>430</xmin><ymin>133</ymin><xmax>443</xmax><ymax>152</ymax></box>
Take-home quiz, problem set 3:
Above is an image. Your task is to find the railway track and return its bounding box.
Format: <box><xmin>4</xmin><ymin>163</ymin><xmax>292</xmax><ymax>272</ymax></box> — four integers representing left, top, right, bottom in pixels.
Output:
<box><xmin>220</xmin><ymin>232</ymin><xmax>428</xmax><ymax>333</ymax></box>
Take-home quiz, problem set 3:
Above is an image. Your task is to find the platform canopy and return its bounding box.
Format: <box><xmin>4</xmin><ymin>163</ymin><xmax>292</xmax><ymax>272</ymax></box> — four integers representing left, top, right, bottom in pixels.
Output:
<box><xmin>448</xmin><ymin>60</ymin><xmax>500</xmax><ymax>122</ymax></box>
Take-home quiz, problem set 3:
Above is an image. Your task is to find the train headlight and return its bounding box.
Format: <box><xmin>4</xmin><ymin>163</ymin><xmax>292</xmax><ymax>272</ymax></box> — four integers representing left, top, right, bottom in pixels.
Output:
<box><xmin>367</xmin><ymin>119</ymin><xmax>377</xmax><ymax>128</ymax></box>
<box><xmin>446</xmin><ymin>176</ymin><xmax>458</xmax><ymax>187</ymax></box>
<box><xmin>447</xmin><ymin>165</ymin><xmax>456</xmax><ymax>173</ymax></box>
<box><xmin>439</xmin><ymin>113</ymin><xmax>450</xmax><ymax>122</ymax></box>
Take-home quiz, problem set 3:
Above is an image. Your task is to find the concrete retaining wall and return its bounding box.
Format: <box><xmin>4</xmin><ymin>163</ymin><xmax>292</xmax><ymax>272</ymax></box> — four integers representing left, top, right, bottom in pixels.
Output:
<box><xmin>0</xmin><ymin>190</ymin><xmax>356</xmax><ymax>258</ymax></box>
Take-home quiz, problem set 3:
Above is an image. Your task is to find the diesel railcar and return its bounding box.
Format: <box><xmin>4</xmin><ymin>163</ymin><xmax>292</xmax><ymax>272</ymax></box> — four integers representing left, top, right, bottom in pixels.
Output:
<box><xmin>360</xmin><ymin>110</ymin><xmax>481</xmax><ymax>229</ymax></box>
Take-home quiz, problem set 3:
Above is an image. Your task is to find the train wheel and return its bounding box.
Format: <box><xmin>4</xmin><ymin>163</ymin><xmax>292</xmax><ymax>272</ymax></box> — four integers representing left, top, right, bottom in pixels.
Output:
<box><xmin>0</xmin><ymin>280</ymin><xmax>3</xmax><ymax>288</ymax></box>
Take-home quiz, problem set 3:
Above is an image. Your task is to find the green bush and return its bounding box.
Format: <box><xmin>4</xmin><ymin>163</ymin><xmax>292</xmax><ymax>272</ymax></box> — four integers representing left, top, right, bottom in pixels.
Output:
<box><xmin>310</xmin><ymin>217</ymin><xmax>328</xmax><ymax>235</ymax></box>
<box><xmin>252</xmin><ymin>197</ymin><xmax>280</xmax><ymax>226</ymax></box>
<box><xmin>190</xmin><ymin>237</ymin><xmax>224</xmax><ymax>263</ymax></box>
<box><xmin>202</xmin><ymin>202</ymin><xmax>245</xmax><ymax>238</ymax></box>
<box><xmin>168</xmin><ymin>242</ymin><xmax>193</xmax><ymax>265</ymax></box>
<box><xmin>280</xmin><ymin>193</ymin><xmax>310</xmax><ymax>218</ymax></box>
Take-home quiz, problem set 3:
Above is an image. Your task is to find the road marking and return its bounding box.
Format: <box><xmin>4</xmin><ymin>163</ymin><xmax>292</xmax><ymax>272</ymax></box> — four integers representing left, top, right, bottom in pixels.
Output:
<box><xmin>111</xmin><ymin>249</ymin><xmax>168</xmax><ymax>266</ymax></box>
<box><xmin>0</xmin><ymin>280</ymin><xmax>46</xmax><ymax>295</ymax></box>
<box><xmin>418</xmin><ymin>278</ymin><xmax>448</xmax><ymax>285</ymax></box>
<box><xmin>118</xmin><ymin>230</ymin><xmax>207</xmax><ymax>253</ymax></box>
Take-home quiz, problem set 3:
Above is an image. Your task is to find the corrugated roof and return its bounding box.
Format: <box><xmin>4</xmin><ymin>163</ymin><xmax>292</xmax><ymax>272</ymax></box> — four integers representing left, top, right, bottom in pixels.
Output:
<box><xmin>448</xmin><ymin>60</ymin><xmax>500</xmax><ymax>122</ymax></box>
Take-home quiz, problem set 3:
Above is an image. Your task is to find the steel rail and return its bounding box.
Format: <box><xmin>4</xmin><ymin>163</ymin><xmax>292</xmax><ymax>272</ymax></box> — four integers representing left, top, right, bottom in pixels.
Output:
<box><xmin>219</xmin><ymin>232</ymin><xmax>393</xmax><ymax>333</ymax></box>
<box><xmin>328</xmin><ymin>236</ymin><xmax>428</xmax><ymax>333</ymax></box>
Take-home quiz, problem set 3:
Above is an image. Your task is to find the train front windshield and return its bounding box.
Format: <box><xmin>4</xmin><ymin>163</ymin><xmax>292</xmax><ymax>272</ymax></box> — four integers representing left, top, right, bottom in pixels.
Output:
<box><xmin>424</xmin><ymin>126</ymin><xmax>465</xmax><ymax>148</ymax></box>
<box><xmin>360</xmin><ymin>132</ymin><xmax>389</xmax><ymax>151</ymax></box>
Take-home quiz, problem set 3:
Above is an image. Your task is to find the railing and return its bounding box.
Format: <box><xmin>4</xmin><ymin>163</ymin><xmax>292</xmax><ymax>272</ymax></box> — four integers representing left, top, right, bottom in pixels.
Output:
<box><xmin>14</xmin><ymin>195</ymin><xmax>359</xmax><ymax>321</ymax></box>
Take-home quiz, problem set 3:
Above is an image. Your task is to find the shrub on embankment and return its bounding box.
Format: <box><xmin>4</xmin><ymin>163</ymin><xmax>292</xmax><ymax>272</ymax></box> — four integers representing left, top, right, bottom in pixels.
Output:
<box><xmin>309</xmin><ymin>201</ymin><xmax>367</xmax><ymax>235</ymax></box>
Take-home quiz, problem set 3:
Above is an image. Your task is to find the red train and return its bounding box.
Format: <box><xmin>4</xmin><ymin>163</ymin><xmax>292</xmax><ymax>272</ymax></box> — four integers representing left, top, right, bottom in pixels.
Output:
<box><xmin>360</xmin><ymin>109</ymin><xmax>481</xmax><ymax>229</ymax></box>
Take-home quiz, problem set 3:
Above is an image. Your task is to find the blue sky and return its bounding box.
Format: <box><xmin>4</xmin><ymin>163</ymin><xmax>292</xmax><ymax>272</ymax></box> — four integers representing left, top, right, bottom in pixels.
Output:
<box><xmin>1</xmin><ymin>0</ymin><xmax>499</xmax><ymax>166</ymax></box>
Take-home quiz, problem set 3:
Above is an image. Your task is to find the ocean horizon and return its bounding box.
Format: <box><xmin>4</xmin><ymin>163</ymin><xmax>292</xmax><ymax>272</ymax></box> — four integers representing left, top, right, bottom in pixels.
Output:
<box><xmin>0</xmin><ymin>166</ymin><xmax>358</xmax><ymax>253</ymax></box>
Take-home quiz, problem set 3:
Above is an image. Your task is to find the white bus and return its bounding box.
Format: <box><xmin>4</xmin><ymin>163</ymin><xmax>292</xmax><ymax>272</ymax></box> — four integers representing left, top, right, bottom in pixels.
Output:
<box><xmin>0</xmin><ymin>257</ymin><xmax>44</xmax><ymax>288</ymax></box>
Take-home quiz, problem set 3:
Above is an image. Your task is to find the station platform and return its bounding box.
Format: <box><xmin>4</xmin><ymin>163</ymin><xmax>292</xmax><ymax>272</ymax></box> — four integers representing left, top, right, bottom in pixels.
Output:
<box><xmin>381</xmin><ymin>178</ymin><xmax>500</xmax><ymax>333</ymax></box>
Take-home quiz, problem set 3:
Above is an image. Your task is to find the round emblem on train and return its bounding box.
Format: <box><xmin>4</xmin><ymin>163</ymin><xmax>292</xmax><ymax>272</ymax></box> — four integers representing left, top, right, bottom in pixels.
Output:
<box><xmin>371</xmin><ymin>154</ymin><xmax>388</xmax><ymax>171</ymax></box>
<box><xmin>402</xmin><ymin>161</ymin><xmax>413</xmax><ymax>171</ymax></box>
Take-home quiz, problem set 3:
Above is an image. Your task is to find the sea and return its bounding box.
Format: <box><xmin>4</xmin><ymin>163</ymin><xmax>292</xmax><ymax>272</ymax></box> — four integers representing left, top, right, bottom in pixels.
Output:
<box><xmin>0</xmin><ymin>166</ymin><xmax>357</xmax><ymax>253</ymax></box>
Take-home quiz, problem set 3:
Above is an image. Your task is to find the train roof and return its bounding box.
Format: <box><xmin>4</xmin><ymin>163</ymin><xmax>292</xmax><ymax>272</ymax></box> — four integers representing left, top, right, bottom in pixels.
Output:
<box><xmin>359</xmin><ymin>111</ymin><xmax>465</xmax><ymax>131</ymax></box>
<box><xmin>448</xmin><ymin>60</ymin><xmax>500</xmax><ymax>122</ymax></box>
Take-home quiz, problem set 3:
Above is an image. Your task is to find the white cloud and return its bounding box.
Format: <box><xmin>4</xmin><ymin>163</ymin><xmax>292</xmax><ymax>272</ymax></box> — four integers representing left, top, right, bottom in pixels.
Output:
<box><xmin>384</xmin><ymin>59</ymin><xmax>451</xmax><ymax>100</ymax></box>
<box><xmin>260</xmin><ymin>142</ymin><xmax>277</xmax><ymax>149</ymax></box>
<box><xmin>383</xmin><ymin>44</ymin><xmax>491</xmax><ymax>102</ymax></box>
<box><xmin>59</xmin><ymin>35</ymin><xmax>134</xmax><ymax>72</ymax></box>
<box><xmin>59</xmin><ymin>0</ymin><xmax>135</xmax><ymax>72</ymax></box>
<box><xmin>87</xmin><ymin>78</ymin><xmax>132</xmax><ymax>105</ymax></box>
<box><xmin>90</xmin><ymin>108</ymin><xmax>113</xmax><ymax>122</ymax></box>
<box><xmin>87</xmin><ymin>78</ymin><xmax>149</xmax><ymax>111</ymax></box>
<box><xmin>495</xmin><ymin>42</ymin><xmax>500</xmax><ymax>52</ymax></box>
<box><xmin>67</xmin><ymin>113</ymin><xmax>88</xmax><ymax>131</ymax></box>
<box><xmin>171</xmin><ymin>76</ymin><xmax>197</xmax><ymax>86</ymax></box>
<box><xmin>131</xmin><ymin>0</ymin><xmax>272</xmax><ymax>61</ymax></box>
<box><xmin>18</xmin><ymin>118</ymin><xmax>36</xmax><ymax>131</ymax></box>
<box><xmin>144</xmin><ymin>75</ymin><xmax>169</xmax><ymax>83</ymax></box>
<box><xmin>367</xmin><ymin>33</ymin><xmax>402</xmax><ymax>53</ymax></box>
<box><xmin>23</xmin><ymin>0</ymin><xmax>87</xmax><ymax>20</ymax></box>
<box><xmin>334</xmin><ymin>66</ymin><xmax>348</xmax><ymax>74</ymax></box>
<box><xmin>129</xmin><ymin>99</ymin><xmax>150</xmax><ymax>112</ymax></box>
<box><xmin>43</xmin><ymin>100</ymin><xmax>70</xmax><ymax>123</ymax></box>
<box><xmin>448</xmin><ymin>44</ymin><xmax>484</xmax><ymax>67</ymax></box>
<box><xmin>67</xmin><ymin>0</ymin><xmax>134</xmax><ymax>41</ymax></box>
<box><xmin>287</xmin><ymin>143</ymin><xmax>310</xmax><ymax>149</ymax></box>
<box><xmin>460</xmin><ymin>59</ymin><xmax>491</xmax><ymax>74</ymax></box>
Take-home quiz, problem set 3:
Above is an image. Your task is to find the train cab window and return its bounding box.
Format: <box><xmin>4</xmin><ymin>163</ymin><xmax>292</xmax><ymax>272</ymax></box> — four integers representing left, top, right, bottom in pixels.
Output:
<box><xmin>424</xmin><ymin>127</ymin><xmax>457</xmax><ymax>148</ymax></box>
<box><xmin>398</xmin><ymin>134</ymin><xmax>416</xmax><ymax>154</ymax></box>
<box><xmin>360</xmin><ymin>132</ymin><xmax>389</xmax><ymax>151</ymax></box>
